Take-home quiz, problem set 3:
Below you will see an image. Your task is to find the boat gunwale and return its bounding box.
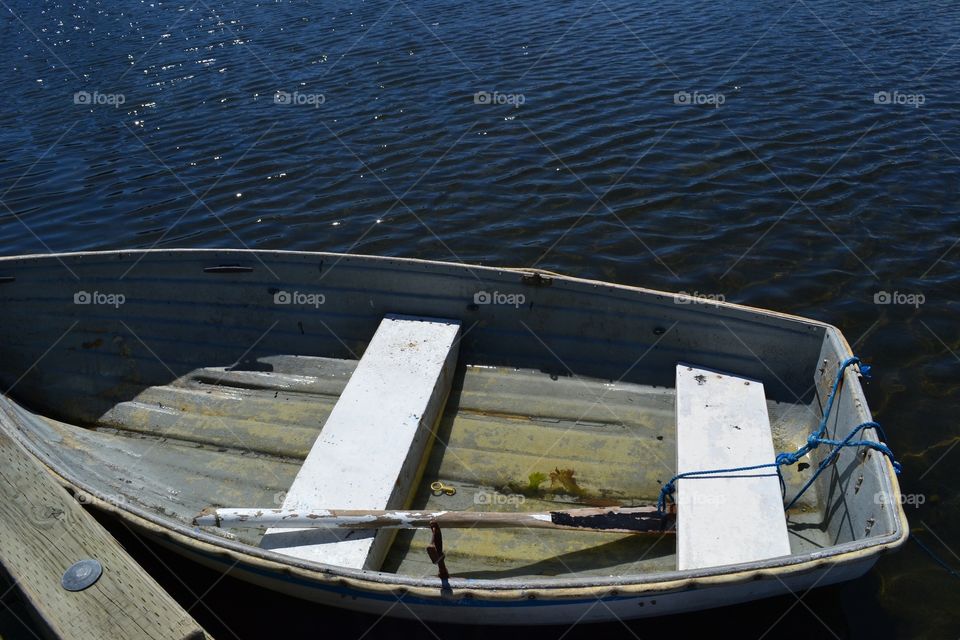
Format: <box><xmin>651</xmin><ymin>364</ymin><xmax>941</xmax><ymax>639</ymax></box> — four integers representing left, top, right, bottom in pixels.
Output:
<box><xmin>0</xmin><ymin>248</ymin><xmax>909</xmax><ymax>600</ymax></box>
<box><xmin>17</xmin><ymin>438</ymin><xmax>907</xmax><ymax>600</ymax></box>
<box><xmin>0</xmin><ymin>247</ymin><xmax>849</xmax><ymax>331</ymax></box>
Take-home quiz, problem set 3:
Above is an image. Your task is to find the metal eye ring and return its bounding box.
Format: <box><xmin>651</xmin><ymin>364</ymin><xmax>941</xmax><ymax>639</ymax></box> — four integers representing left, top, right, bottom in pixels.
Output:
<box><xmin>430</xmin><ymin>481</ymin><xmax>456</xmax><ymax>496</ymax></box>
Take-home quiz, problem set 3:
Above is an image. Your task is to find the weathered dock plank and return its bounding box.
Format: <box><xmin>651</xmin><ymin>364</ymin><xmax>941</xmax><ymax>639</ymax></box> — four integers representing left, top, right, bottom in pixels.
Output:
<box><xmin>0</xmin><ymin>423</ymin><xmax>209</xmax><ymax>640</ymax></box>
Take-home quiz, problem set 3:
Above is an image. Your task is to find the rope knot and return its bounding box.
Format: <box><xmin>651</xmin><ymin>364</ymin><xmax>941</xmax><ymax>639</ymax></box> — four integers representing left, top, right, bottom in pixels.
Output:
<box><xmin>656</xmin><ymin>480</ymin><xmax>677</xmax><ymax>515</ymax></box>
<box><xmin>776</xmin><ymin>452</ymin><xmax>800</xmax><ymax>466</ymax></box>
<box><xmin>807</xmin><ymin>433</ymin><xmax>822</xmax><ymax>449</ymax></box>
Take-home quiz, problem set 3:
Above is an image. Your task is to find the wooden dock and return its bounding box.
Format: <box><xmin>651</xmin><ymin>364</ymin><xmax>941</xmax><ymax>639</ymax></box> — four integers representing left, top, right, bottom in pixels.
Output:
<box><xmin>0</xmin><ymin>422</ymin><xmax>209</xmax><ymax>640</ymax></box>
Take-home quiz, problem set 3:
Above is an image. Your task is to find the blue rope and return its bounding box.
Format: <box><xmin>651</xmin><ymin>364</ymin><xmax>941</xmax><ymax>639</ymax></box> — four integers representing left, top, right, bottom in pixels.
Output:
<box><xmin>657</xmin><ymin>463</ymin><xmax>784</xmax><ymax>514</ymax></box>
<box><xmin>658</xmin><ymin>356</ymin><xmax>901</xmax><ymax>515</ymax></box>
<box><xmin>782</xmin><ymin>420</ymin><xmax>900</xmax><ymax>511</ymax></box>
<box><xmin>913</xmin><ymin>535</ymin><xmax>960</xmax><ymax>580</ymax></box>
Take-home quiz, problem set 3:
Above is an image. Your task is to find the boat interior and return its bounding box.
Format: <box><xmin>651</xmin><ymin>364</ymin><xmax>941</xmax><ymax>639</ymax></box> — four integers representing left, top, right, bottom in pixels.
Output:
<box><xmin>0</xmin><ymin>250</ymin><xmax>901</xmax><ymax>581</ymax></box>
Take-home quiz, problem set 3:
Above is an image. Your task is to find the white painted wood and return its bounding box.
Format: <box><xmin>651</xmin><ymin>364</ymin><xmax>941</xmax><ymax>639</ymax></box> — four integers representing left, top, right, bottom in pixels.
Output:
<box><xmin>260</xmin><ymin>314</ymin><xmax>460</xmax><ymax>570</ymax></box>
<box><xmin>675</xmin><ymin>364</ymin><xmax>791</xmax><ymax>571</ymax></box>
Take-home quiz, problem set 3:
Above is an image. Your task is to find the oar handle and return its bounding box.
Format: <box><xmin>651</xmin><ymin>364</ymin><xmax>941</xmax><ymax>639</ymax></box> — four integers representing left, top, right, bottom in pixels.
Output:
<box><xmin>193</xmin><ymin>505</ymin><xmax>674</xmax><ymax>534</ymax></box>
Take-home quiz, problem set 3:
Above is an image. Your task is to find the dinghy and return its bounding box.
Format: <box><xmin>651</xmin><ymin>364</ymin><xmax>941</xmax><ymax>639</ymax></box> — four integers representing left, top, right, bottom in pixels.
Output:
<box><xmin>0</xmin><ymin>249</ymin><xmax>907</xmax><ymax>625</ymax></box>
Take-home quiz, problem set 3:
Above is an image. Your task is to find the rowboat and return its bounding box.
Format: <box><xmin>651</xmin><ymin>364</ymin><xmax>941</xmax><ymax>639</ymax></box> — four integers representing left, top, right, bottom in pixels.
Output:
<box><xmin>0</xmin><ymin>249</ymin><xmax>907</xmax><ymax>625</ymax></box>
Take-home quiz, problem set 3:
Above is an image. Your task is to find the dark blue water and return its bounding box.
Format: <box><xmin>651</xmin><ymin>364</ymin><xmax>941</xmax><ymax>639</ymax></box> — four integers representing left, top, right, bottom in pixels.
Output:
<box><xmin>1</xmin><ymin>0</ymin><xmax>959</xmax><ymax>637</ymax></box>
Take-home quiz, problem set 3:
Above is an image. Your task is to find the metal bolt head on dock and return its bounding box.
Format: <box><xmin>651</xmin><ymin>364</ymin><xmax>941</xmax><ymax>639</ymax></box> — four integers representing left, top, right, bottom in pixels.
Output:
<box><xmin>61</xmin><ymin>559</ymin><xmax>103</xmax><ymax>592</ymax></box>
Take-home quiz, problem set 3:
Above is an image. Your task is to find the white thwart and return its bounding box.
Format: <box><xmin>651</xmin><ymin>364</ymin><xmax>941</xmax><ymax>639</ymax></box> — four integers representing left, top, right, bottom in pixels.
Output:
<box><xmin>260</xmin><ymin>314</ymin><xmax>460</xmax><ymax>570</ymax></box>
<box><xmin>675</xmin><ymin>364</ymin><xmax>791</xmax><ymax>571</ymax></box>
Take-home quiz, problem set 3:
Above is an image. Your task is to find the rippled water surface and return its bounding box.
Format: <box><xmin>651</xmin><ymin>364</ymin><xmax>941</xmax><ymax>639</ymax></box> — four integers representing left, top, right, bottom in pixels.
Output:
<box><xmin>1</xmin><ymin>0</ymin><xmax>959</xmax><ymax>637</ymax></box>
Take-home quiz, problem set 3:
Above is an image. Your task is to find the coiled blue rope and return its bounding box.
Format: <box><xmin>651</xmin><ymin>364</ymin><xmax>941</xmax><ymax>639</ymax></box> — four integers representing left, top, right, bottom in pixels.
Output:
<box><xmin>657</xmin><ymin>356</ymin><xmax>902</xmax><ymax>515</ymax></box>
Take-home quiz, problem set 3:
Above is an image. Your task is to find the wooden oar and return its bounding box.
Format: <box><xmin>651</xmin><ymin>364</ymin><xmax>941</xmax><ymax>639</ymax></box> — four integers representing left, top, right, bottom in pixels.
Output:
<box><xmin>194</xmin><ymin>505</ymin><xmax>674</xmax><ymax>535</ymax></box>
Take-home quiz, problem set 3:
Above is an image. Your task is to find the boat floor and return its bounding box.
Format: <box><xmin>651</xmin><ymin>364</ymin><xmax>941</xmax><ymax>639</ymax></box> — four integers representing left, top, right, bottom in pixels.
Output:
<box><xmin>20</xmin><ymin>355</ymin><xmax>833</xmax><ymax>580</ymax></box>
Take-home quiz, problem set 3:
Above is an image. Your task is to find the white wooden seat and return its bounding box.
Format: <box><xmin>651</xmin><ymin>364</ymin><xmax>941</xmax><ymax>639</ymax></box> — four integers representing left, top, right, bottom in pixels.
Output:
<box><xmin>675</xmin><ymin>364</ymin><xmax>791</xmax><ymax>571</ymax></box>
<box><xmin>260</xmin><ymin>314</ymin><xmax>460</xmax><ymax>570</ymax></box>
